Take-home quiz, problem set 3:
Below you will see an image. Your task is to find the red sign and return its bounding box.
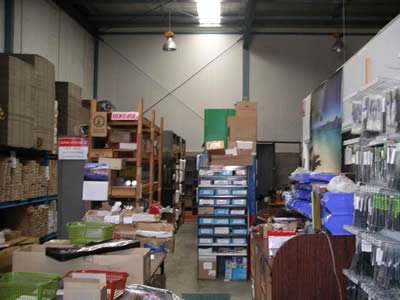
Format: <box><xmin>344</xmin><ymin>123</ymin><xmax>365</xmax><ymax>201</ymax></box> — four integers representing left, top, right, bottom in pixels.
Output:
<box><xmin>58</xmin><ymin>138</ymin><xmax>88</xmax><ymax>160</ymax></box>
<box><xmin>111</xmin><ymin>112</ymin><xmax>139</xmax><ymax>121</ymax></box>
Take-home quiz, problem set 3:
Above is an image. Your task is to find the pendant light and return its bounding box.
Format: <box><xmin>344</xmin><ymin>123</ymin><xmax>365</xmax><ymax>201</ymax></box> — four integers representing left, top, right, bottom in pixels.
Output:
<box><xmin>331</xmin><ymin>32</ymin><xmax>344</xmax><ymax>53</ymax></box>
<box><xmin>162</xmin><ymin>12</ymin><xmax>176</xmax><ymax>51</ymax></box>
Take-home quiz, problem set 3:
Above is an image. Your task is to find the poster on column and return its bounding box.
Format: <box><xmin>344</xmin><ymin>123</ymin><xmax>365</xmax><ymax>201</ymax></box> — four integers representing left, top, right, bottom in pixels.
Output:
<box><xmin>310</xmin><ymin>69</ymin><xmax>343</xmax><ymax>172</ymax></box>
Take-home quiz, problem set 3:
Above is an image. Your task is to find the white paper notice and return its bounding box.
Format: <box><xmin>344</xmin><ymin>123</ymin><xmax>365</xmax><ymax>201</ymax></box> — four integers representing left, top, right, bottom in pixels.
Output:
<box><xmin>203</xmin><ymin>262</ymin><xmax>212</xmax><ymax>270</ymax></box>
<box><xmin>82</xmin><ymin>181</ymin><xmax>108</xmax><ymax>201</ymax></box>
<box><xmin>58</xmin><ymin>138</ymin><xmax>88</xmax><ymax>160</ymax></box>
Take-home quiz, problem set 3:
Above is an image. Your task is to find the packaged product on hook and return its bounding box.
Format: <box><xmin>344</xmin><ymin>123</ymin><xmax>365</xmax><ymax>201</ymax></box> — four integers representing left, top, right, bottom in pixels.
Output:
<box><xmin>366</xmin><ymin>96</ymin><xmax>385</xmax><ymax>134</ymax></box>
<box><xmin>351</xmin><ymin>100</ymin><xmax>363</xmax><ymax>135</ymax></box>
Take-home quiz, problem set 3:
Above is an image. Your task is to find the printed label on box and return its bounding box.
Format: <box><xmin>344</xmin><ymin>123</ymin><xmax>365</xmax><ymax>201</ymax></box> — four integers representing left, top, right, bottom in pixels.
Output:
<box><xmin>203</xmin><ymin>262</ymin><xmax>212</xmax><ymax>270</ymax></box>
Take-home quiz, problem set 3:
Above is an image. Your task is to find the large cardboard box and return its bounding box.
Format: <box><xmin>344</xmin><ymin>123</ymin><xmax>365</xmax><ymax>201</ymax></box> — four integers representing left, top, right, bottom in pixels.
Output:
<box><xmin>12</xmin><ymin>245</ymin><xmax>151</xmax><ymax>284</ymax></box>
<box><xmin>98</xmin><ymin>158</ymin><xmax>125</xmax><ymax>170</ymax></box>
<box><xmin>109</xmin><ymin>131</ymin><xmax>132</xmax><ymax>143</ymax></box>
<box><xmin>64</xmin><ymin>278</ymin><xmax>107</xmax><ymax>300</ymax></box>
<box><xmin>198</xmin><ymin>207</ymin><xmax>214</xmax><ymax>215</ymax></box>
<box><xmin>198</xmin><ymin>256</ymin><xmax>217</xmax><ymax>279</ymax></box>
<box><xmin>0</xmin><ymin>237</ymin><xmax>38</xmax><ymax>273</ymax></box>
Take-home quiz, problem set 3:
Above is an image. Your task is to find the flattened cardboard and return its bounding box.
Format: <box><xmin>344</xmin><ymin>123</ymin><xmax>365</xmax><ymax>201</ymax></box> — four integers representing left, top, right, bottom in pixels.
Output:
<box><xmin>12</xmin><ymin>245</ymin><xmax>150</xmax><ymax>284</ymax></box>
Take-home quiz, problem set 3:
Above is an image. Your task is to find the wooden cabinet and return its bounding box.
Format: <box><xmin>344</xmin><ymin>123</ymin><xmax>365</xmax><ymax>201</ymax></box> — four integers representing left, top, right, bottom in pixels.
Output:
<box><xmin>250</xmin><ymin>226</ymin><xmax>355</xmax><ymax>300</ymax></box>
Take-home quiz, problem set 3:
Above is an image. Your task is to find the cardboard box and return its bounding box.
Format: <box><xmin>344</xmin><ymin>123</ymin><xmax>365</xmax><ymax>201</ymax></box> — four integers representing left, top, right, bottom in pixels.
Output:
<box><xmin>0</xmin><ymin>237</ymin><xmax>38</xmax><ymax>273</ymax></box>
<box><xmin>4</xmin><ymin>231</ymin><xmax>22</xmax><ymax>241</ymax></box>
<box><xmin>198</xmin><ymin>207</ymin><xmax>214</xmax><ymax>215</ymax></box>
<box><xmin>198</xmin><ymin>256</ymin><xmax>217</xmax><ymax>279</ymax></box>
<box><xmin>12</xmin><ymin>245</ymin><xmax>151</xmax><ymax>284</ymax></box>
<box><xmin>98</xmin><ymin>158</ymin><xmax>125</xmax><ymax>170</ymax></box>
<box><xmin>114</xmin><ymin>223</ymin><xmax>175</xmax><ymax>253</ymax></box>
<box><xmin>235</xmin><ymin>101</ymin><xmax>257</xmax><ymax>112</ymax></box>
<box><xmin>149</xmin><ymin>274</ymin><xmax>166</xmax><ymax>289</ymax></box>
<box><xmin>90</xmin><ymin>112</ymin><xmax>107</xmax><ymax>137</ymax></box>
<box><xmin>109</xmin><ymin>131</ymin><xmax>132</xmax><ymax>143</ymax></box>
<box><xmin>209</xmin><ymin>154</ymin><xmax>253</xmax><ymax>166</ymax></box>
<box><xmin>64</xmin><ymin>278</ymin><xmax>107</xmax><ymax>300</ymax></box>
<box><xmin>206</xmin><ymin>140</ymin><xmax>225</xmax><ymax>155</ymax></box>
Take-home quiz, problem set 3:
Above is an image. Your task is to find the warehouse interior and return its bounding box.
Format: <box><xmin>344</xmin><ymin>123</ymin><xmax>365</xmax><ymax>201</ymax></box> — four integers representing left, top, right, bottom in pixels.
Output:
<box><xmin>1</xmin><ymin>0</ymin><xmax>400</xmax><ymax>299</ymax></box>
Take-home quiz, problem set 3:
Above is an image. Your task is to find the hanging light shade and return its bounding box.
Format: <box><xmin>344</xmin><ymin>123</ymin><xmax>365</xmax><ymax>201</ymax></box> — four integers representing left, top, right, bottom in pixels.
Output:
<box><xmin>162</xmin><ymin>31</ymin><xmax>176</xmax><ymax>51</ymax></box>
<box><xmin>331</xmin><ymin>32</ymin><xmax>344</xmax><ymax>53</ymax></box>
<box><xmin>162</xmin><ymin>12</ymin><xmax>176</xmax><ymax>51</ymax></box>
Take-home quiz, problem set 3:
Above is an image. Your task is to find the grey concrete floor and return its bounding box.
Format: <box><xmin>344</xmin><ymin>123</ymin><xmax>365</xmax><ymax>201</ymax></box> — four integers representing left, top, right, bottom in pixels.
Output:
<box><xmin>165</xmin><ymin>219</ymin><xmax>252</xmax><ymax>300</ymax></box>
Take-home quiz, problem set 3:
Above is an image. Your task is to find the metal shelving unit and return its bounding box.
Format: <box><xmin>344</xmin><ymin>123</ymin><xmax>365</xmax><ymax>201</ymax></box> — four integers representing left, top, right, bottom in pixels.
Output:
<box><xmin>0</xmin><ymin>195</ymin><xmax>57</xmax><ymax>209</ymax></box>
<box><xmin>197</xmin><ymin>165</ymin><xmax>249</xmax><ymax>280</ymax></box>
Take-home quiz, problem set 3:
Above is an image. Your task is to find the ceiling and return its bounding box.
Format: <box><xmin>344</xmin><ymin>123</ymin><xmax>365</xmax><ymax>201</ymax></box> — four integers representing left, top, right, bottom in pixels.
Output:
<box><xmin>53</xmin><ymin>0</ymin><xmax>400</xmax><ymax>34</ymax></box>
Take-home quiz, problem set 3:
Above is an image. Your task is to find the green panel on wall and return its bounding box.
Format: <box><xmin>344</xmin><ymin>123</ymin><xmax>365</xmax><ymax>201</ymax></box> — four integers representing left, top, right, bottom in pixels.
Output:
<box><xmin>204</xmin><ymin>109</ymin><xmax>236</xmax><ymax>153</ymax></box>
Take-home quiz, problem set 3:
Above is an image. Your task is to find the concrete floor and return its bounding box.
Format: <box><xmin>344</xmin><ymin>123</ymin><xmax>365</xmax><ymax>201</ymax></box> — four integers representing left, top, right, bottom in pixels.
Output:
<box><xmin>165</xmin><ymin>220</ymin><xmax>252</xmax><ymax>300</ymax></box>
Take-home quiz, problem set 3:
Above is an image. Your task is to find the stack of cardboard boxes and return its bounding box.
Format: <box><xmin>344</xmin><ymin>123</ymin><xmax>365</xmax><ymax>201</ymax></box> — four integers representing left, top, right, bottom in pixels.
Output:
<box><xmin>48</xmin><ymin>160</ymin><xmax>58</xmax><ymax>195</ymax></box>
<box><xmin>4</xmin><ymin>205</ymin><xmax>49</xmax><ymax>238</ymax></box>
<box><xmin>14</xmin><ymin>54</ymin><xmax>56</xmax><ymax>151</ymax></box>
<box><xmin>56</xmin><ymin>81</ymin><xmax>89</xmax><ymax>137</ymax></box>
<box><xmin>206</xmin><ymin>101</ymin><xmax>257</xmax><ymax>166</ymax></box>
<box><xmin>0</xmin><ymin>55</ymin><xmax>34</xmax><ymax>149</ymax></box>
<box><xmin>22</xmin><ymin>160</ymin><xmax>47</xmax><ymax>199</ymax></box>
<box><xmin>0</xmin><ymin>158</ymin><xmax>24</xmax><ymax>202</ymax></box>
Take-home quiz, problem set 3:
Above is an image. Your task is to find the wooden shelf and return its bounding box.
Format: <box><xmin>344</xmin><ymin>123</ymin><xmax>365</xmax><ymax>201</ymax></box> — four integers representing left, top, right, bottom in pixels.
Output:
<box><xmin>88</xmin><ymin>98</ymin><xmax>163</xmax><ymax>207</ymax></box>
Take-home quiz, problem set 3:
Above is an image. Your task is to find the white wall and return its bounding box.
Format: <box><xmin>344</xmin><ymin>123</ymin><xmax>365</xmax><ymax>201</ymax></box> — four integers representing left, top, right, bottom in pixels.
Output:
<box><xmin>98</xmin><ymin>34</ymin><xmax>243</xmax><ymax>152</ymax></box>
<box><xmin>342</xmin><ymin>15</ymin><xmax>400</xmax><ymax>130</ymax></box>
<box><xmin>250</xmin><ymin>35</ymin><xmax>371</xmax><ymax>148</ymax></box>
<box><xmin>12</xmin><ymin>0</ymin><xmax>94</xmax><ymax>98</ymax></box>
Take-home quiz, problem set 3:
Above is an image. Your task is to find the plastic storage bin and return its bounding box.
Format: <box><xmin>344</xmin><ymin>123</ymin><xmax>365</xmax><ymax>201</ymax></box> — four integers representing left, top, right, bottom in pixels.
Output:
<box><xmin>232</xmin><ymin>228</ymin><xmax>248</xmax><ymax>235</ymax></box>
<box><xmin>199</xmin><ymin>218</ymin><xmax>214</xmax><ymax>225</ymax></box>
<box><xmin>320</xmin><ymin>192</ymin><xmax>354</xmax><ymax>214</ymax></box>
<box><xmin>199</xmin><ymin>199</ymin><xmax>214</xmax><ymax>206</ymax></box>
<box><xmin>64</xmin><ymin>270</ymin><xmax>128</xmax><ymax>300</ymax></box>
<box><xmin>230</xmin><ymin>219</ymin><xmax>246</xmax><ymax>225</ymax></box>
<box><xmin>215</xmin><ymin>199</ymin><xmax>230</xmax><ymax>206</ymax></box>
<box><xmin>214</xmin><ymin>180</ymin><xmax>230</xmax><ymax>185</ymax></box>
<box><xmin>321</xmin><ymin>214</ymin><xmax>354</xmax><ymax>235</ymax></box>
<box><xmin>232</xmin><ymin>189</ymin><xmax>247</xmax><ymax>196</ymax></box>
<box><xmin>215</xmin><ymin>238</ymin><xmax>231</xmax><ymax>244</ymax></box>
<box><xmin>292</xmin><ymin>190</ymin><xmax>311</xmax><ymax>201</ymax></box>
<box><xmin>0</xmin><ymin>272</ymin><xmax>61</xmax><ymax>300</ymax></box>
<box><xmin>230</xmin><ymin>209</ymin><xmax>245</xmax><ymax>215</ymax></box>
<box><xmin>215</xmin><ymin>189</ymin><xmax>231</xmax><ymax>196</ymax></box>
<box><xmin>214</xmin><ymin>218</ymin><xmax>230</xmax><ymax>225</ymax></box>
<box><xmin>231</xmin><ymin>238</ymin><xmax>247</xmax><ymax>245</ymax></box>
<box><xmin>199</xmin><ymin>189</ymin><xmax>214</xmax><ymax>196</ymax></box>
<box><xmin>198</xmin><ymin>228</ymin><xmax>213</xmax><ymax>235</ymax></box>
<box><xmin>214</xmin><ymin>209</ymin><xmax>229</xmax><ymax>215</ymax></box>
<box><xmin>231</xmin><ymin>199</ymin><xmax>246</xmax><ymax>206</ymax></box>
<box><xmin>67</xmin><ymin>222</ymin><xmax>114</xmax><ymax>244</ymax></box>
<box><xmin>198</xmin><ymin>238</ymin><xmax>213</xmax><ymax>245</ymax></box>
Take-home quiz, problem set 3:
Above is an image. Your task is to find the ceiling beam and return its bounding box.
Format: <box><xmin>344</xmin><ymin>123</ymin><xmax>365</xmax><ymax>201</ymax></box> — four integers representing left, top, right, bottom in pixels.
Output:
<box><xmin>90</xmin><ymin>0</ymin><xmax>244</xmax><ymax>3</ymax></box>
<box><xmin>52</xmin><ymin>0</ymin><xmax>97</xmax><ymax>35</ymax></box>
<box><xmin>243</xmin><ymin>0</ymin><xmax>256</xmax><ymax>36</ymax></box>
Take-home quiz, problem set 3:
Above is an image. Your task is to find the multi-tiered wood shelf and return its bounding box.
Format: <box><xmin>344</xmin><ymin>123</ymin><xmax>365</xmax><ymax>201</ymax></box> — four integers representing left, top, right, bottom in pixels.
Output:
<box><xmin>88</xmin><ymin>98</ymin><xmax>163</xmax><ymax>207</ymax></box>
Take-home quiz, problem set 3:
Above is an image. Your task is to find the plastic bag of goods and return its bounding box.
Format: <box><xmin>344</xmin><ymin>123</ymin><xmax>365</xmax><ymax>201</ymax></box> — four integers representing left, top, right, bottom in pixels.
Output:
<box><xmin>122</xmin><ymin>284</ymin><xmax>181</xmax><ymax>300</ymax></box>
<box><xmin>327</xmin><ymin>175</ymin><xmax>357</xmax><ymax>193</ymax></box>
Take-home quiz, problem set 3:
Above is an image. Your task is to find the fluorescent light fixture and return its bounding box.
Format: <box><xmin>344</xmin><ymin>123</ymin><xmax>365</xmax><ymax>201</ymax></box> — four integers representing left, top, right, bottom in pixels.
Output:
<box><xmin>197</xmin><ymin>0</ymin><xmax>221</xmax><ymax>25</ymax></box>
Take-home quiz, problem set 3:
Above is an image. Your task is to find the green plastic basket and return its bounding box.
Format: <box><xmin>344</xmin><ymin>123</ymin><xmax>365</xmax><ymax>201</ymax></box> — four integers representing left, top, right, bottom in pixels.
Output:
<box><xmin>0</xmin><ymin>272</ymin><xmax>61</xmax><ymax>300</ymax></box>
<box><xmin>66</xmin><ymin>221</ymin><xmax>114</xmax><ymax>244</ymax></box>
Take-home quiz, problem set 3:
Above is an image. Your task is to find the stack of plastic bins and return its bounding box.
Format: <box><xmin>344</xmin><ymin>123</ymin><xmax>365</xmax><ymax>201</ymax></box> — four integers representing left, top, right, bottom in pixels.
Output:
<box><xmin>320</xmin><ymin>192</ymin><xmax>354</xmax><ymax>235</ymax></box>
<box><xmin>289</xmin><ymin>173</ymin><xmax>312</xmax><ymax>218</ymax></box>
<box><xmin>309</xmin><ymin>173</ymin><xmax>337</xmax><ymax>186</ymax></box>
